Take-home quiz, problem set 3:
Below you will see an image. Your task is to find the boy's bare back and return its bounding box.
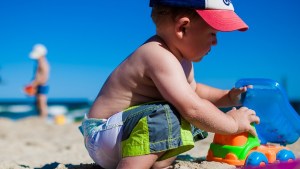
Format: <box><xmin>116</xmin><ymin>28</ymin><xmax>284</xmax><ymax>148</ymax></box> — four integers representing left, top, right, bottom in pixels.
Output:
<box><xmin>89</xmin><ymin>36</ymin><xmax>194</xmax><ymax>119</ymax></box>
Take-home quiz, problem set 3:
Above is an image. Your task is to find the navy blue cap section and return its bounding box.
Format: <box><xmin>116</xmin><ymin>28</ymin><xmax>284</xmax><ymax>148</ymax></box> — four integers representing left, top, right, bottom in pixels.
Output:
<box><xmin>150</xmin><ymin>0</ymin><xmax>205</xmax><ymax>9</ymax></box>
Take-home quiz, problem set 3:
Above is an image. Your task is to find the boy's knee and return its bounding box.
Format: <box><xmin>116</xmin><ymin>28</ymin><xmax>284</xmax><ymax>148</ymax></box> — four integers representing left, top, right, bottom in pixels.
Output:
<box><xmin>152</xmin><ymin>156</ymin><xmax>176</xmax><ymax>169</ymax></box>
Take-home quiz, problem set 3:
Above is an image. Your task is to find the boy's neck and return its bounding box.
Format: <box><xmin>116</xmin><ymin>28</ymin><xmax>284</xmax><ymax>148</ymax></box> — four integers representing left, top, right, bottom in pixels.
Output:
<box><xmin>37</xmin><ymin>56</ymin><xmax>46</xmax><ymax>62</ymax></box>
<box><xmin>154</xmin><ymin>35</ymin><xmax>184</xmax><ymax>62</ymax></box>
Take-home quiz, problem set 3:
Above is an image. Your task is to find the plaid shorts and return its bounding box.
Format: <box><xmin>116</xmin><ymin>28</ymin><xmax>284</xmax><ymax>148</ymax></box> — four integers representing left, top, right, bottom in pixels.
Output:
<box><xmin>80</xmin><ymin>102</ymin><xmax>207</xmax><ymax>169</ymax></box>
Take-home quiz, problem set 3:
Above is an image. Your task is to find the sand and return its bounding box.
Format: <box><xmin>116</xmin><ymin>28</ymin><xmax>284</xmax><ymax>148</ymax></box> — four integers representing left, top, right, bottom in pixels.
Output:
<box><xmin>0</xmin><ymin>117</ymin><xmax>299</xmax><ymax>169</ymax></box>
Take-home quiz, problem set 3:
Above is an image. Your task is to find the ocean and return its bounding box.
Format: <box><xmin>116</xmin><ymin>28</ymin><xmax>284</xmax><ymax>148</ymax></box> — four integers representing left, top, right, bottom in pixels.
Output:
<box><xmin>1</xmin><ymin>99</ymin><xmax>299</xmax><ymax>122</ymax></box>
<box><xmin>0</xmin><ymin>98</ymin><xmax>91</xmax><ymax>122</ymax></box>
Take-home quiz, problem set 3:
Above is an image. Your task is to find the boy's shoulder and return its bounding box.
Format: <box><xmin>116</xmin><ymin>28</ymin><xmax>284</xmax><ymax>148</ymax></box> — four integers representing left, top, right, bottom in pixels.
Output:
<box><xmin>126</xmin><ymin>37</ymin><xmax>186</xmax><ymax>80</ymax></box>
<box><xmin>138</xmin><ymin>36</ymin><xmax>175</xmax><ymax>59</ymax></box>
<box><xmin>133</xmin><ymin>38</ymin><xmax>179</xmax><ymax>68</ymax></box>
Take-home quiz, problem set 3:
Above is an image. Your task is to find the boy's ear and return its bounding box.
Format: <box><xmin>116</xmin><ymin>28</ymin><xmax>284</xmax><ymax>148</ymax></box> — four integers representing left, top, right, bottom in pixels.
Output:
<box><xmin>175</xmin><ymin>17</ymin><xmax>190</xmax><ymax>39</ymax></box>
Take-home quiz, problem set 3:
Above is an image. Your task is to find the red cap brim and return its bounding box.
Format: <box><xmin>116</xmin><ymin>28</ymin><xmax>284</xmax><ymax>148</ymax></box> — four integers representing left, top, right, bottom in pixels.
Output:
<box><xmin>196</xmin><ymin>10</ymin><xmax>248</xmax><ymax>32</ymax></box>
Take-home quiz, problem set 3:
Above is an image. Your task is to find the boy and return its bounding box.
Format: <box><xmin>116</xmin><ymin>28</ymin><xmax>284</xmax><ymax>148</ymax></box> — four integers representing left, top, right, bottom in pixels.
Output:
<box><xmin>27</xmin><ymin>44</ymin><xmax>50</xmax><ymax>118</ymax></box>
<box><xmin>80</xmin><ymin>0</ymin><xmax>260</xmax><ymax>168</ymax></box>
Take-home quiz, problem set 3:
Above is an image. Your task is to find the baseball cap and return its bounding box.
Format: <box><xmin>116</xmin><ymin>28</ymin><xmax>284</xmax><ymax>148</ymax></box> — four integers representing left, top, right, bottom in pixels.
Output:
<box><xmin>149</xmin><ymin>0</ymin><xmax>248</xmax><ymax>32</ymax></box>
<box><xmin>29</xmin><ymin>44</ymin><xmax>47</xmax><ymax>59</ymax></box>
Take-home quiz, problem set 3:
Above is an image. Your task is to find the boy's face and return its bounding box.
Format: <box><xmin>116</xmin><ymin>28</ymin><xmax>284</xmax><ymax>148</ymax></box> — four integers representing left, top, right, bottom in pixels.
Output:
<box><xmin>180</xmin><ymin>16</ymin><xmax>218</xmax><ymax>62</ymax></box>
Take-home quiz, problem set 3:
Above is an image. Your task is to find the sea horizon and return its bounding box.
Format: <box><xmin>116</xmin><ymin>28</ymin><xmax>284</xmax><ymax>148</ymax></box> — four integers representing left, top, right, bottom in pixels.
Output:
<box><xmin>0</xmin><ymin>97</ymin><xmax>91</xmax><ymax>121</ymax></box>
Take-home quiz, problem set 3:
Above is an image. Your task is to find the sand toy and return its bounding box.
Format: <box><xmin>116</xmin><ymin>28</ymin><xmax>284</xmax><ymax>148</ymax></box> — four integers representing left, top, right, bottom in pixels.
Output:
<box><xmin>207</xmin><ymin>78</ymin><xmax>300</xmax><ymax>166</ymax></box>
<box><xmin>23</xmin><ymin>84</ymin><xmax>36</xmax><ymax>96</ymax></box>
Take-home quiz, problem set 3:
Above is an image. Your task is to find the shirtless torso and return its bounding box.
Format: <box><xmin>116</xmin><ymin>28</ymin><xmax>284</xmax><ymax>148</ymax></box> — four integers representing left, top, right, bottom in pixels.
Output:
<box><xmin>88</xmin><ymin>36</ymin><xmax>195</xmax><ymax>119</ymax></box>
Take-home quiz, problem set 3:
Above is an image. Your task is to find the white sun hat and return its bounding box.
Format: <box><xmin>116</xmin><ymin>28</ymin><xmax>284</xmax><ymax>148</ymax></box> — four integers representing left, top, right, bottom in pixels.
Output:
<box><xmin>29</xmin><ymin>44</ymin><xmax>47</xmax><ymax>59</ymax></box>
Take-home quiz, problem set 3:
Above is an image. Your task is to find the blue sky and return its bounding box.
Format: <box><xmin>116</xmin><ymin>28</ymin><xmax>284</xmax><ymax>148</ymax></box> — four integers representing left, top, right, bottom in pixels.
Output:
<box><xmin>0</xmin><ymin>0</ymin><xmax>300</xmax><ymax>101</ymax></box>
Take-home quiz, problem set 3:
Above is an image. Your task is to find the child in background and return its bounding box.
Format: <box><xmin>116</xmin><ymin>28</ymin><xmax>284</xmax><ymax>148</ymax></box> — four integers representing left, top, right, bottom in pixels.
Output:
<box><xmin>25</xmin><ymin>44</ymin><xmax>50</xmax><ymax>118</ymax></box>
<box><xmin>80</xmin><ymin>0</ymin><xmax>260</xmax><ymax>168</ymax></box>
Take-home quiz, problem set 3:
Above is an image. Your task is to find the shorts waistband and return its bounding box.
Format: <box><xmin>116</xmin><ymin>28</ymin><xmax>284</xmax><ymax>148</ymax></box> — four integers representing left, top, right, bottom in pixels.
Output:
<box><xmin>79</xmin><ymin>112</ymin><xmax>123</xmax><ymax>137</ymax></box>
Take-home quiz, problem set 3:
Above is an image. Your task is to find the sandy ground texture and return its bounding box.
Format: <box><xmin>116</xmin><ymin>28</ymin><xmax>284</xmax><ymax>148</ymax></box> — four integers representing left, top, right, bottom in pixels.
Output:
<box><xmin>0</xmin><ymin>117</ymin><xmax>299</xmax><ymax>169</ymax></box>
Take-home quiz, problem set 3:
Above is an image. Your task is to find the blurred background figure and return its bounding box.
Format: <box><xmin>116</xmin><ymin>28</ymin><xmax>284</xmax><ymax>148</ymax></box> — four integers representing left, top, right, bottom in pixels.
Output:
<box><xmin>24</xmin><ymin>44</ymin><xmax>50</xmax><ymax>118</ymax></box>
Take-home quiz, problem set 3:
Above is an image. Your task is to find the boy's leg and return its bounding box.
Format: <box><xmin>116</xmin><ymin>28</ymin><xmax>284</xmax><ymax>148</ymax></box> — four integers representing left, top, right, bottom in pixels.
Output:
<box><xmin>152</xmin><ymin>156</ymin><xmax>176</xmax><ymax>169</ymax></box>
<box><xmin>117</xmin><ymin>152</ymin><xmax>175</xmax><ymax>169</ymax></box>
<box><xmin>36</xmin><ymin>94</ymin><xmax>48</xmax><ymax>118</ymax></box>
<box><xmin>119</xmin><ymin>102</ymin><xmax>195</xmax><ymax>169</ymax></box>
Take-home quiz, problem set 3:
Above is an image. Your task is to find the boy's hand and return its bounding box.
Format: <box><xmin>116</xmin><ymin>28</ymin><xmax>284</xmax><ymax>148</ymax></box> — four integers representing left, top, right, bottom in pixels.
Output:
<box><xmin>227</xmin><ymin>107</ymin><xmax>260</xmax><ymax>136</ymax></box>
<box><xmin>228</xmin><ymin>85</ymin><xmax>252</xmax><ymax>106</ymax></box>
<box><xmin>24</xmin><ymin>84</ymin><xmax>37</xmax><ymax>96</ymax></box>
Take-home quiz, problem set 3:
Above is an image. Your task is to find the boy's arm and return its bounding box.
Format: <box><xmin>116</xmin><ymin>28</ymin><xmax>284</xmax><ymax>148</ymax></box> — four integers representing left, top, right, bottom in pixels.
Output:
<box><xmin>146</xmin><ymin>49</ymin><xmax>259</xmax><ymax>136</ymax></box>
<box><xmin>194</xmin><ymin>83</ymin><xmax>248</xmax><ymax>108</ymax></box>
<box><xmin>189</xmin><ymin>66</ymin><xmax>246</xmax><ymax>108</ymax></box>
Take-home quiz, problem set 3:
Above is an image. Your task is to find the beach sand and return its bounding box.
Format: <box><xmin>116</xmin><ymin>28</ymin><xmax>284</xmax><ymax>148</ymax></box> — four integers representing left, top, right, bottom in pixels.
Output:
<box><xmin>0</xmin><ymin>117</ymin><xmax>299</xmax><ymax>169</ymax></box>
